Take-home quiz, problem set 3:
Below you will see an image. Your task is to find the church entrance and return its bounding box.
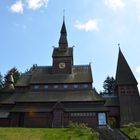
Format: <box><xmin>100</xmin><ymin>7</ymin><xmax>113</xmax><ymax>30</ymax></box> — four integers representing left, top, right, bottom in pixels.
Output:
<box><xmin>52</xmin><ymin>110</ymin><xmax>63</xmax><ymax>127</ymax></box>
<box><xmin>18</xmin><ymin>113</ymin><xmax>24</xmax><ymax>127</ymax></box>
<box><xmin>98</xmin><ymin>113</ymin><xmax>106</xmax><ymax>125</ymax></box>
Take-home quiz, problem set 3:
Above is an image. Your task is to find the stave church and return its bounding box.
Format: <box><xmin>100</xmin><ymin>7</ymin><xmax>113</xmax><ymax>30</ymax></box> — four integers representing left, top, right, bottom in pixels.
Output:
<box><xmin>0</xmin><ymin>19</ymin><xmax>140</xmax><ymax>128</ymax></box>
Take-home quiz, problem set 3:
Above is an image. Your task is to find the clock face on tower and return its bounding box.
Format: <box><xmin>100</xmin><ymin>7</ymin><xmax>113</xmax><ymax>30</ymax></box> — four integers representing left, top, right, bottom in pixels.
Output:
<box><xmin>59</xmin><ymin>62</ymin><xmax>66</xmax><ymax>69</ymax></box>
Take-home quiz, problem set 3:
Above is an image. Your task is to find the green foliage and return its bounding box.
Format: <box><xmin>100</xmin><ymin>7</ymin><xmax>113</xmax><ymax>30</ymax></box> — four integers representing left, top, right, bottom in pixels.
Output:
<box><xmin>0</xmin><ymin>127</ymin><xmax>100</xmax><ymax>140</ymax></box>
<box><xmin>69</xmin><ymin>121</ymin><xmax>99</xmax><ymax>140</ymax></box>
<box><xmin>108</xmin><ymin>117</ymin><xmax>117</xmax><ymax>128</ymax></box>
<box><xmin>101</xmin><ymin>76</ymin><xmax>116</xmax><ymax>95</ymax></box>
<box><xmin>123</xmin><ymin>123</ymin><xmax>136</xmax><ymax>133</ymax></box>
<box><xmin>122</xmin><ymin>123</ymin><xmax>140</xmax><ymax>139</ymax></box>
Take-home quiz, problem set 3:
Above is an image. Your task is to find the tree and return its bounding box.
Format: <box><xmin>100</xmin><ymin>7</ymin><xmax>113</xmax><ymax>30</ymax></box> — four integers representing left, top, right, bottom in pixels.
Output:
<box><xmin>4</xmin><ymin>67</ymin><xmax>21</xmax><ymax>86</ymax></box>
<box><xmin>101</xmin><ymin>76</ymin><xmax>116</xmax><ymax>95</ymax></box>
<box><xmin>0</xmin><ymin>73</ymin><xmax>4</xmax><ymax>90</ymax></box>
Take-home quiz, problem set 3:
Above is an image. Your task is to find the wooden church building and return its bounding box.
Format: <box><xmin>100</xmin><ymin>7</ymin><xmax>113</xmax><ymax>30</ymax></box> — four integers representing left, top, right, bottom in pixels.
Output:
<box><xmin>0</xmin><ymin>20</ymin><xmax>140</xmax><ymax>128</ymax></box>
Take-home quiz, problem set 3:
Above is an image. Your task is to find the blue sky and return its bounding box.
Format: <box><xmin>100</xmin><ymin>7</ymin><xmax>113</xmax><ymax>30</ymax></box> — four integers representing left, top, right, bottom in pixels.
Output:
<box><xmin>0</xmin><ymin>0</ymin><xmax>140</xmax><ymax>92</ymax></box>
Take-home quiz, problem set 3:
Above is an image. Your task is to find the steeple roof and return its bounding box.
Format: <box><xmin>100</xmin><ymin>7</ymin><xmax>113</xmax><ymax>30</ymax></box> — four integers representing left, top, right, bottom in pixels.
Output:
<box><xmin>58</xmin><ymin>20</ymin><xmax>68</xmax><ymax>51</ymax></box>
<box><xmin>116</xmin><ymin>48</ymin><xmax>137</xmax><ymax>85</ymax></box>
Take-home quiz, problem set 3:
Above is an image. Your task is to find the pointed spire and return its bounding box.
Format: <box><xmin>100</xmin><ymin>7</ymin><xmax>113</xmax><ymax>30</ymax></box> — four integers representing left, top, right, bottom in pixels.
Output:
<box><xmin>116</xmin><ymin>48</ymin><xmax>137</xmax><ymax>85</ymax></box>
<box><xmin>58</xmin><ymin>16</ymin><xmax>68</xmax><ymax>51</ymax></box>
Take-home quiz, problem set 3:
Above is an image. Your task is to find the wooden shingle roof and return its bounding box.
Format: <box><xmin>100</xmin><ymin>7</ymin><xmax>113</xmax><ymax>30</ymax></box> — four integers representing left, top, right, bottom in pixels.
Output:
<box><xmin>16</xmin><ymin>89</ymin><xmax>104</xmax><ymax>102</ymax></box>
<box><xmin>116</xmin><ymin>49</ymin><xmax>137</xmax><ymax>85</ymax></box>
<box><xmin>0</xmin><ymin>89</ymin><xmax>104</xmax><ymax>104</ymax></box>
<box><xmin>16</xmin><ymin>65</ymin><xmax>93</xmax><ymax>86</ymax></box>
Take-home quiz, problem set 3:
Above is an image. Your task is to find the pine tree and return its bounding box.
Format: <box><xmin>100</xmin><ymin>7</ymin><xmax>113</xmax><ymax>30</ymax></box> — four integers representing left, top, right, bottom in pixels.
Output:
<box><xmin>0</xmin><ymin>73</ymin><xmax>4</xmax><ymax>90</ymax></box>
<box><xmin>101</xmin><ymin>76</ymin><xmax>116</xmax><ymax>95</ymax></box>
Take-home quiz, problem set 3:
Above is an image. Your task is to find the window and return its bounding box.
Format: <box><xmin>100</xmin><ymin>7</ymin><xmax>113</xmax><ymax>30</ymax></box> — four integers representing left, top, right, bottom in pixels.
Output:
<box><xmin>83</xmin><ymin>84</ymin><xmax>88</xmax><ymax>88</ymax></box>
<box><xmin>70</xmin><ymin>112</ymin><xmax>96</xmax><ymax>117</ymax></box>
<box><xmin>53</xmin><ymin>85</ymin><xmax>58</xmax><ymax>89</ymax></box>
<box><xmin>98</xmin><ymin>113</ymin><xmax>106</xmax><ymax>125</ymax></box>
<box><xmin>34</xmin><ymin>85</ymin><xmax>39</xmax><ymax>89</ymax></box>
<box><xmin>44</xmin><ymin>85</ymin><xmax>48</xmax><ymax>89</ymax></box>
<box><xmin>83</xmin><ymin>113</ymin><xmax>86</xmax><ymax>116</ymax></box>
<box><xmin>74</xmin><ymin>84</ymin><xmax>78</xmax><ymax>88</ymax></box>
<box><xmin>87</xmin><ymin>113</ymin><xmax>89</xmax><ymax>116</ymax></box>
<box><xmin>92</xmin><ymin>112</ymin><xmax>96</xmax><ymax>116</ymax></box>
<box><xmin>64</xmin><ymin>85</ymin><xmax>68</xmax><ymax>89</ymax></box>
<box><xmin>89</xmin><ymin>112</ymin><xmax>93</xmax><ymax>116</ymax></box>
<box><xmin>71</xmin><ymin>113</ymin><xmax>74</xmax><ymax>117</ymax></box>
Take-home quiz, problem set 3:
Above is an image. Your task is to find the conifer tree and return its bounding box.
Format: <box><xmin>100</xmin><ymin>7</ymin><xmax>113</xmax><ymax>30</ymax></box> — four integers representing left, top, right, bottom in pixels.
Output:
<box><xmin>101</xmin><ymin>76</ymin><xmax>116</xmax><ymax>95</ymax></box>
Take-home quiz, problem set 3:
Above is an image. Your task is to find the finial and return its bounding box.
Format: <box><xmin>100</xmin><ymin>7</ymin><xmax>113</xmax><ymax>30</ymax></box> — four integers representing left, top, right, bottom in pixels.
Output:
<box><xmin>63</xmin><ymin>9</ymin><xmax>65</xmax><ymax>21</ymax></box>
<box><xmin>118</xmin><ymin>43</ymin><xmax>121</xmax><ymax>51</ymax></box>
<box><xmin>118</xmin><ymin>43</ymin><xmax>120</xmax><ymax>48</ymax></box>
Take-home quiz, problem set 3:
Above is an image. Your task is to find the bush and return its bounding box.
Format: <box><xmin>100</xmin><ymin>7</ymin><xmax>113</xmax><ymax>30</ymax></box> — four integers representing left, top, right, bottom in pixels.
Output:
<box><xmin>68</xmin><ymin>121</ymin><xmax>99</xmax><ymax>140</ymax></box>
<box><xmin>123</xmin><ymin>123</ymin><xmax>136</xmax><ymax>133</ymax></box>
<box><xmin>108</xmin><ymin>117</ymin><xmax>116</xmax><ymax>128</ymax></box>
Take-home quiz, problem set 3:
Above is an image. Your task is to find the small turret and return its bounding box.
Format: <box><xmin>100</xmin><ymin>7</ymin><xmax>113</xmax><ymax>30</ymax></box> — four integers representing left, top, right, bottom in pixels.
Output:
<box><xmin>3</xmin><ymin>72</ymin><xmax>15</xmax><ymax>93</ymax></box>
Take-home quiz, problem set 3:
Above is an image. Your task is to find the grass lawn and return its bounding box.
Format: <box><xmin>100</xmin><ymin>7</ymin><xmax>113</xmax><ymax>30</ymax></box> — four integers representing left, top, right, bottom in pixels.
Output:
<box><xmin>121</xmin><ymin>128</ymin><xmax>140</xmax><ymax>139</ymax></box>
<box><xmin>0</xmin><ymin>128</ymin><xmax>99</xmax><ymax>140</ymax></box>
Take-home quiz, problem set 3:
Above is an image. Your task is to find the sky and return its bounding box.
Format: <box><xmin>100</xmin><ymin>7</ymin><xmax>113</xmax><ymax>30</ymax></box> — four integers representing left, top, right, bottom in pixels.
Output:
<box><xmin>0</xmin><ymin>0</ymin><xmax>140</xmax><ymax>92</ymax></box>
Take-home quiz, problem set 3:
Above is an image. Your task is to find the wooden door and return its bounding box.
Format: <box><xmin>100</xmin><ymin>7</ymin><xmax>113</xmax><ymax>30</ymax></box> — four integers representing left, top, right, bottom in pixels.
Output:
<box><xmin>52</xmin><ymin>110</ymin><xmax>63</xmax><ymax>128</ymax></box>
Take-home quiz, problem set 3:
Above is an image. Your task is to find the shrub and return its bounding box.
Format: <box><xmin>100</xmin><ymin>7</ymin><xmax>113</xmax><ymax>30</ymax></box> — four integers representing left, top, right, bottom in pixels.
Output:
<box><xmin>68</xmin><ymin>121</ymin><xmax>99</xmax><ymax>140</ymax></box>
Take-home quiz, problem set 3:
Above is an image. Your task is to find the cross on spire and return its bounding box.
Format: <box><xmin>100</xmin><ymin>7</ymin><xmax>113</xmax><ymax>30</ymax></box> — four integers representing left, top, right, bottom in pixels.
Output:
<box><xmin>118</xmin><ymin>43</ymin><xmax>120</xmax><ymax>48</ymax></box>
<box><xmin>63</xmin><ymin>9</ymin><xmax>65</xmax><ymax>22</ymax></box>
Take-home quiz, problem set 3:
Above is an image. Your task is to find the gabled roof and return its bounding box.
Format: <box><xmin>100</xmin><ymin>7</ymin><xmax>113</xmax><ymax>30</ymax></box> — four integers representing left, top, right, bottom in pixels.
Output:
<box><xmin>104</xmin><ymin>96</ymin><xmax>119</xmax><ymax>107</ymax></box>
<box><xmin>15</xmin><ymin>65</ymin><xmax>93</xmax><ymax>86</ymax></box>
<box><xmin>15</xmin><ymin>73</ymin><xmax>32</xmax><ymax>87</ymax></box>
<box><xmin>116</xmin><ymin>48</ymin><xmax>137</xmax><ymax>85</ymax></box>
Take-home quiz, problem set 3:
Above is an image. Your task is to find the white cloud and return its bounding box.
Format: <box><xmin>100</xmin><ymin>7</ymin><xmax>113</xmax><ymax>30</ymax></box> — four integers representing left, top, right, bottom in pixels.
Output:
<box><xmin>27</xmin><ymin>0</ymin><xmax>49</xmax><ymax>10</ymax></box>
<box><xmin>74</xmin><ymin>19</ymin><xmax>99</xmax><ymax>32</ymax></box>
<box><xmin>10</xmin><ymin>1</ymin><xmax>24</xmax><ymax>14</ymax></box>
<box><xmin>136</xmin><ymin>66</ymin><xmax>140</xmax><ymax>73</ymax></box>
<box><xmin>104</xmin><ymin>0</ymin><xmax>125</xmax><ymax>11</ymax></box>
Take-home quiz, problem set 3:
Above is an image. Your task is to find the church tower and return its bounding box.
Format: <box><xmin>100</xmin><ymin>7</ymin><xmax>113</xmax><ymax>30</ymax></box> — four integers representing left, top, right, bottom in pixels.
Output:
<box><xmin>115</xmin><ymin>48</ymin><xmax>140</xmax><ymax>126</ymax></box>
<box><xmin>52</xmin><ymin>19</ymin><xmax>73</xmax><ymax>74</ymax></box>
